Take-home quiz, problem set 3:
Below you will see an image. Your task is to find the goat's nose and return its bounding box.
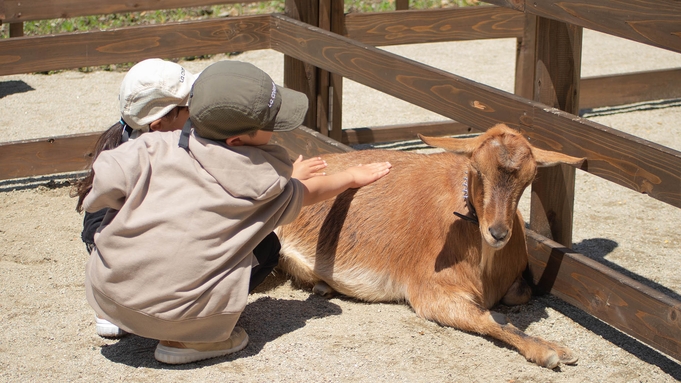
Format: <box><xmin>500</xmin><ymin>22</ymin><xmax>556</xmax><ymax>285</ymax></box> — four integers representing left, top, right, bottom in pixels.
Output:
<box><xmin>489</xmin><ymin>225</ymin><xmax>508</xmax><ymax>241</ymax></box>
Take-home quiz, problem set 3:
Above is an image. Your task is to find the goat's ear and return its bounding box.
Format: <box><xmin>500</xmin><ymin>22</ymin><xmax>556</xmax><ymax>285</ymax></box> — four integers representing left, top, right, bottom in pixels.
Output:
<box><xmin>532</xmin><ymin>147</ymin><xmax>586</xmax><ymax>168</ymax></box>
<box><xmin>418</xmin><ymin>134</ymin><xmax>486</xmax><ymax>155</ymax></box>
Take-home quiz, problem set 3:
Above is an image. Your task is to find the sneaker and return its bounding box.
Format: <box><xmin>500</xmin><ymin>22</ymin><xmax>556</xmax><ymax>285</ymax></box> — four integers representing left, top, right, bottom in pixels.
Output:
<box><xmin>95</xmin><ymin>316</ymin><xmax>127</xmax><ymax>338</ymax></box>
<box><xmin>154</xmin><ymin>326</ymin><xmax>249</xmax><ymax>364</ymax></box>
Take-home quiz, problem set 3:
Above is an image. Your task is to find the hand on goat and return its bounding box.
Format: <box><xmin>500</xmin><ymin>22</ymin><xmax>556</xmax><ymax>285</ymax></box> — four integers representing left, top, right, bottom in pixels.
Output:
<box><xmin>292</xmin><ymin>155</ymin><xmax>327</xmax><ymax>180</ymax></box>
<box><xmin>299</xmin><ymin>161</ymin><xmax>391</xmax><ymax>206</ymax></box>
<box><xmin>343</xmin><ymin>162</ymin><xmax>393</xmax><ymax>188</ymax></box>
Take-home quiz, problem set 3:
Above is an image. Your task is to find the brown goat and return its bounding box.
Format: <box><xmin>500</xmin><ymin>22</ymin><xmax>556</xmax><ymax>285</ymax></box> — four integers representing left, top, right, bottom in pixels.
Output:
<box><xmin>276</xmin><ymin>124</ymin><xmax>585</xmax><ymax>368</ymax></box>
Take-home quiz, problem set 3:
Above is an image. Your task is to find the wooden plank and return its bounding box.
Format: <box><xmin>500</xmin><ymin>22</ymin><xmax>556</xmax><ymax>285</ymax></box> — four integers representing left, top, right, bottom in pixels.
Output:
<box><xmin>269</xmin><ymin>14</ymin><xmax>681</xmax><ymax>209</ymax></box>
<box><xmin>484</xmin><ymin>0</ymin><xmax>681</xmax><ymax>54</ymax></box>
<box><xmin>341</xmin><ymin>120</ymin><xmax>479</xmax><ymax>146</ymax></box>
<box><xmin>580</xmin><ymin>68</ymin><xmax>681</xmax><ymax>111</ymax></box>
<box><xmin>283</xmin><ymin>0</ymin><xmax>318</xmax><ymax>130</ymax></box>
<box><xmin>9</xmin><ymin>22</ymin><xmax>23</xmax><ymax>37</ymax></box>
<box><xmin>344</xmin><ymin>6</ymin><xmax>524</xmax><ymax>46</ymax></box>
<box><xmin>513</xmin><ymin>14</ymin><xmax>536</xmax><ymax>99</ymax></box>
<box><xmin>1</xmin><ymin>0</ymin><xmax>249</xmax><ymax>23</ymax></box>
<box><xmin>328</xmin><ymin>0</ymin><xmax>344</xmax><ymax>141</ymax></box>
<box><xmin>526</xmin><ymin>229</ymin><xmax>681</xmax><ymax>362</ymax></box>
<box><xmin>0</xmin><ymin>132</ymin><xmax>99</xmax><ymax>180</ymax></box>
<box><xmin>0</xmin><ymin>126</ymin><xmax>349</xmax><ymax>181</ymax></box>
<box><xmin>272</xmin><ymin>126</ymin><xmax>353</xmax><ymax>158</ymax></box>
<box><xmin>0</xmin><ymin>15</ymin><xmax>270</xmax><ymax>76</ymax></box>
<box><xmin>317</xmin><ymin>0</ymin><xmax>332</xmax><ymax>137</ymax></box>
<box><xmin>529</xmin><ymin>18</ymin><xmax>582</xmax><ymax>247</ymax></box>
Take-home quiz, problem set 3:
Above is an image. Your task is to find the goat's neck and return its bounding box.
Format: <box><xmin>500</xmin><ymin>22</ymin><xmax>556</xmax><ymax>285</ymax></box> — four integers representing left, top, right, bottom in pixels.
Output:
<box><xmin>454</xmin><ymin>168</ymin><xmax>478</xmax><ymax>224</ymax></box>
<box><xmin>479</xmin><ymin>241</ymin><xmax>503</xmax><ymax>307</ymax></box>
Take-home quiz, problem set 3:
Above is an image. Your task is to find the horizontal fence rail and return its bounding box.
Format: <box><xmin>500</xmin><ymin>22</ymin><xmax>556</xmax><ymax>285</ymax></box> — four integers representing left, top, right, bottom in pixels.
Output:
<box><xmin>0</xmin><ymin>15</ymin><xmax>271</xmax><ymax>75</ymax></box>
<box><xmin>485</xmin><ymin>0</ymin><xmax>681</xmax><ymax>54</ymax></box>
<box><xmin>0</xmin><ymin>0</ymin><xmax>249</xmax><ymax>23</ymax></box>
<box><xmin>344</xmin><ymin>6</ymin><xmax>524</xmax><ymax>45</ymax></box>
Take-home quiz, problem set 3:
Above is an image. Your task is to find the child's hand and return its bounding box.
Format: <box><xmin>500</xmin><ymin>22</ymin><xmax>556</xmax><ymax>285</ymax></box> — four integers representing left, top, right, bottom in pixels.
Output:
<box><xmin>292</xmin><ymin>155</ymin><xmax>327</xmax><ymax>180</ymax></box>
<box><xmin>345</xmin><ymin>162</ymin><xmax>392</xmax><ymax>188</ymax></box>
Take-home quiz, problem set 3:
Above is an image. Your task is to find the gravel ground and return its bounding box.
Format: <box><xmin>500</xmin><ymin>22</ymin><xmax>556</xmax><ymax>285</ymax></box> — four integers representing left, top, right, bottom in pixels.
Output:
<box><xmin>1</xmin><ymin>29</ymin><xmax>680</xmax><ymax>382</ymax></box>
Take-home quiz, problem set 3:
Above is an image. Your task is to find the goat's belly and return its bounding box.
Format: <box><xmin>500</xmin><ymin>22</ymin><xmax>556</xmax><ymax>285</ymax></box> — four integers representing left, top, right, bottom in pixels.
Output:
<box><xmin>278</xmin><ymin>240</ymin><xmax>406</xmax><ymax>303</ymax></box>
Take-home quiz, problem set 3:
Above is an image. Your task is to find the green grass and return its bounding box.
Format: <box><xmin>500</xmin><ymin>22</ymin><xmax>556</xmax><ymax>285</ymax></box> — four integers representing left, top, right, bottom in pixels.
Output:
<box><xmin>1</xmin><ymin>0</ymin><xmax>478</xmax><ymax>72</ymax></box>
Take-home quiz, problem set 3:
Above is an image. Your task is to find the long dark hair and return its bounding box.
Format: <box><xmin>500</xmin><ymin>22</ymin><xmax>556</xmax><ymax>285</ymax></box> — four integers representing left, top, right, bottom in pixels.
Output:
<box><xmin>71</xmin><ymin>122</ymin><xmax>125</xmax><ymax>212</ymax></box>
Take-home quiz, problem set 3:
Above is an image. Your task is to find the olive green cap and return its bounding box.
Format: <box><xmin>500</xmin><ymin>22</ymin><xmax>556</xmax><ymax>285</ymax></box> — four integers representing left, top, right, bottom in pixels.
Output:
<box><xmin>188</xmin><ymin>61</ymin><xmax>308</xmax><ymax>141</ymax></box>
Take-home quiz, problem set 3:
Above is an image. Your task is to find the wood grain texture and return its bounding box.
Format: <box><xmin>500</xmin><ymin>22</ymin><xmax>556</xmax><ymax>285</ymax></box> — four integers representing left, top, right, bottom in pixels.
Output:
<box><xmin>1</xmin><ymin>0</ymin><xmax>249</xmax><ymax>23</ymax></box>
<box><xmin>270</xmin><ymin>14</ymin><xmax>681</xmax><ymax>209</ymax></box>
<box><xmin>0</xmin><ymin>126</ymin><xmax>350</xmax><ymax>181</ymax></box>
<box><xmin>580</xmin><ymin>68</ymin><xmax>681</xmax><ymax>110</ymax></box>
<box><xmin>526</xmin><ymin>229</ymin><xmax>681</xmax><ymax>362</ymax></box>
<box><xmin>344</xmin><ymin>6</ymin><xmax>524</xmax><ymax>46</ymax></box>
<box><xmin>341</xmin><ymin>120</ymin><xmax>478</xmax><ymax>146</ymax></box>
<box><xmin>485</xmin><ymin>0</ymin><xmax>681</xmax><ymax>53</ymax></box>
<box><xmin>0</xmin><ymin>133</ymin><xmax>98</xmax><ymax>180</ymax></box>
<box><xmin>0</xmin><ymin>15</ymin><xmax>270</xmax><ymax>76</ymax></box>
<box><xmin>528</xmin><ymin>18</ymin><xmax>582</xmax><ymax>246</ymax></box>
<box><xmin>272</xmin><ymin>125</ymin><xmax>353</xmax><ymax>157</ymax></box>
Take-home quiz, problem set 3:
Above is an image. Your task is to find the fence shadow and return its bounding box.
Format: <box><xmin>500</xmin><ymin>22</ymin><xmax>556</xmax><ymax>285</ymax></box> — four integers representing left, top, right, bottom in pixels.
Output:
<box><xmin>0</xmin><ymin>80</ymin><xmax>34</xmax><ymax>99</ymax></box>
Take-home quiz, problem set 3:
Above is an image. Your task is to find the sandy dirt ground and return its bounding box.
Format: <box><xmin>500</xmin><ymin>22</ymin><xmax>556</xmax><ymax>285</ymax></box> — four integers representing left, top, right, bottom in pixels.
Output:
<box><xmin>1</xmin><ymin>29</ymin><xmax>681</xmax><ymax>382</ymax></box>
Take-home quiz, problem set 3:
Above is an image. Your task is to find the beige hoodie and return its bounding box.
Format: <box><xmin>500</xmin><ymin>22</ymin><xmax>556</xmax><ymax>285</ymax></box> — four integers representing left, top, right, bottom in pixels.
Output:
<box><xmin>83</xmin><ymin>129</ymin><xmax>303</xmax><ymax>342</ymax></box>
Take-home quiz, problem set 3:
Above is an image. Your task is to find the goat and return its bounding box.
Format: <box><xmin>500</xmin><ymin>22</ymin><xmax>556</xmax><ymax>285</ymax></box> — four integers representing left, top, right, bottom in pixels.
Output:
<box><xmin>276</xmin><ymin>123</ymin><xmax>585</xmax><ymax>368</ymax></box>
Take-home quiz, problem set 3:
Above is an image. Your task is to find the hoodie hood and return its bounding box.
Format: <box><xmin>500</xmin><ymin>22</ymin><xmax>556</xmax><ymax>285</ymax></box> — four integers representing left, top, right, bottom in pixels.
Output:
<box><xmin>186</xmin><ymin>131</ymin><xmax>293</xmax><ymax>201</ymax></box>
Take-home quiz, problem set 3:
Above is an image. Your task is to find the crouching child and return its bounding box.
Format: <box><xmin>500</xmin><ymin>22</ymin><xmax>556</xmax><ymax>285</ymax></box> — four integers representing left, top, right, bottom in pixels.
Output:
<box><xmin>82</xmin><ymin>60</ymin><xmax>392</xmax><ymax>364</ymax></box>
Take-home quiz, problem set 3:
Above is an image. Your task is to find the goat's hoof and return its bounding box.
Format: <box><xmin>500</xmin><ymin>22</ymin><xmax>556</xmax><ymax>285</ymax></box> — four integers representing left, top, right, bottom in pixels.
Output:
<box><xmin>312</xmin><ymin>281</ymin><xmax>336</xmax><ymax>298</ymax></box>
<box><xmin>539</xmin><ymin>352</ymin><xmax>560</xmax><ymax>369</ymax></box>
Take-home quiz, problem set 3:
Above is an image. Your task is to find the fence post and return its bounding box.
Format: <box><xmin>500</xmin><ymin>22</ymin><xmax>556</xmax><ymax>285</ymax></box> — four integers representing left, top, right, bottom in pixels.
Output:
<box><xmin>284</xmin><ymin>0</ymin><xmax>319</xmax><ymax>131</ymax></box>
<box><xmin>316</xmin><ymin>0</ymin><xmax>344</xmax><ymax>141</ymax></box>
<box><xmin>10</xmin><ymin>22</ymin><xmax>24</xmax><ymax>37</ymax></box>
<box><xmin>395</xmin><ymin>0</ymin><xmax>409</xmax><ymax>10</ymax></box>
<box><xmin>528</xmin><ymin>17</ymin><xmax>583</xmax><ymax>247</ymax></box>
<box><xmin>514</xmin><ymin>14</ymin><xmax>536</xmax><ymax>99</ymax></box>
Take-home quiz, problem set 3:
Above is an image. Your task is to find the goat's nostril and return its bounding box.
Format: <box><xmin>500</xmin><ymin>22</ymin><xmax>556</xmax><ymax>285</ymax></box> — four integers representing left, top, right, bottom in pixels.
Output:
<box><xmin>489</xmin><ymin>226</ymin><xmax>508</xmax><ymax>241</ymax></box>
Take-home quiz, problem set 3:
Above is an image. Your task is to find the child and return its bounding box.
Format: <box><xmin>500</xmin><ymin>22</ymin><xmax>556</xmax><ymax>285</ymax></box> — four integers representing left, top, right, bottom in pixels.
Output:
<box><xmin>82</xmin><ymin>60</ymin><xmax>391</xmax><ymax>364</ymax></box>
<box><xmin>73</xmin><ymin>58</ymin><xmax>326</xmax><ymax>339</ymax></box>
<box><xmin>74</xmin><ymin>58</ymin><xmax>197</xmax><ymax>253</ymax></box>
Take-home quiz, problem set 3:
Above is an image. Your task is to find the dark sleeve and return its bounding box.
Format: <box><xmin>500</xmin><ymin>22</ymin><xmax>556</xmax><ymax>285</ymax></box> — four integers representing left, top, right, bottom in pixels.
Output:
<box><xmin>81</xmin><ymin>208</ymin><xmax>108</xmax><ymax>246</ymax></box>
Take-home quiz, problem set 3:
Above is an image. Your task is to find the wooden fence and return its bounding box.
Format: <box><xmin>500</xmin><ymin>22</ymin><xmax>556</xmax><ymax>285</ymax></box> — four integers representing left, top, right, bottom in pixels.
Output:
<box><xmin>1</xmin><ymin>0</ymin><xmax>681</xmax><ymax>363</ymax></box>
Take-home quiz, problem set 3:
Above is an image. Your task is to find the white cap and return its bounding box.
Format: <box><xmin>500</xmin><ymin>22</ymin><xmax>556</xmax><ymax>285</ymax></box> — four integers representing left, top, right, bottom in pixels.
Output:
<box><xmin>119</xmin><ymin>59</ymin><xmax>196</xmax><ymax>132</ymax></box>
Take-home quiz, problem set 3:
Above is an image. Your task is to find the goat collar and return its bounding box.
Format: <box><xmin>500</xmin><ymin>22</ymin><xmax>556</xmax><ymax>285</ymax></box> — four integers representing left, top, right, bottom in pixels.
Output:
<box><xmin>454</xmin><ymin>171</ymin><xmax>479</xmax><ymax>224</ymax></box>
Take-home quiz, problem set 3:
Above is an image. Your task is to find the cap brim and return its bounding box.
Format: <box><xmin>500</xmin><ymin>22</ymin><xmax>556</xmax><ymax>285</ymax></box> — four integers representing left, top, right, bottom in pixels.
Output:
<box><xmin>272</xmin><ymin>86</ymin><xmax>308</xmax><ymax>132</ymax></box>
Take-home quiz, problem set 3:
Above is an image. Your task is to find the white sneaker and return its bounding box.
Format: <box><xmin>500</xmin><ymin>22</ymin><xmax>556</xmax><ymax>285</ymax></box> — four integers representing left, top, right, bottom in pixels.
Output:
<box><xmin>95</xmin><ymin>316</ymin><xmax>127</xmax><ymax>338</ymax></box>
<box><xmin>154</xmin><ymin>326</ymin><xmax>249</xmax><ymax>364</ymax></box>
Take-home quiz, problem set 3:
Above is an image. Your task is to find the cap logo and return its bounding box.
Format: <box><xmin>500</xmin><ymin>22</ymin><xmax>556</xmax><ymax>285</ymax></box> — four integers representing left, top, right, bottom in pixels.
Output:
<box><xmin>179</xmin><ymin>67</ymin><xmax>186</xmax><ymax>83</ymax></box>
<box><xmin>268</xmin><ymin>82</ymin><xmax>277</xmax><ymax>108</ymax></box>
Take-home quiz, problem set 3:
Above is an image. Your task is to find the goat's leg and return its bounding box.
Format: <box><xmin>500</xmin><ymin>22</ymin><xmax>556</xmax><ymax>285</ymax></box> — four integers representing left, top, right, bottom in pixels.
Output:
<box><xmin>500</xmin><ymin>276</ymin><xmax>532</xmax><ymax>306</ymax></box>
<box><xmin>277</xmin><ymin>246</ymin><xmax>322</xmax><ymax>287</ymax></box>
<box><xmin>410</xmin><ymin>291</ymin><xmax>578</xmax><ymax>368</ymax></box>
<box><xmin>312</xmin><ymin>280</ymin><xmax>337</xmax><ymax>298</ymax></box>
<box><xmin>278</xmin><ymin>246</ymin><xmax>339</xmax><ymax>298</ymax></box>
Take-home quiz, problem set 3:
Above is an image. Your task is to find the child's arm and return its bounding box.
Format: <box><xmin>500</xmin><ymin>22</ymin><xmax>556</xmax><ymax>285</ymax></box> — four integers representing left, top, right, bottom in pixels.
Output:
<box><xmin>299</xmin><ymin>162</ymin><xmax>392</xmax><ymax>206</ymax></box>
<box><xmin>292</xmin><ymin>154</ymin><xmax>327</xmax><ymax>180</ymax></box>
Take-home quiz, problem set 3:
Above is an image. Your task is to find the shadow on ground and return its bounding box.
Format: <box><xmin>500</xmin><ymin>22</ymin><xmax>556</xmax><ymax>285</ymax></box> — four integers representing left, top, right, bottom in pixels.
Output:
<box><xmin>99</xmin><ymin>294</ymin><xmax>342</xmax><ymax>369</ymax></box>
<box><xmin>0</xmin><ymin>80</ymin><xmax>34</xmax><ymax>99</ymax></box>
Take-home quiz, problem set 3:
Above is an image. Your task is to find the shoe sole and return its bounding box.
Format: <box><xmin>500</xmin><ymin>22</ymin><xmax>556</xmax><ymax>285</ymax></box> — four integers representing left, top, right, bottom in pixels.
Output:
<box><xmin>154</xmin><ymin>332</ymin><xmax>249</xmax><ymax>364</ymax></box>
<box><xmin>95</xmin><ymin>317</ymin><xmax>127</xmax><ymax>338</ymax></box>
